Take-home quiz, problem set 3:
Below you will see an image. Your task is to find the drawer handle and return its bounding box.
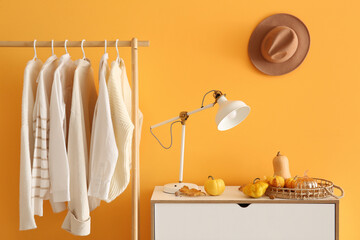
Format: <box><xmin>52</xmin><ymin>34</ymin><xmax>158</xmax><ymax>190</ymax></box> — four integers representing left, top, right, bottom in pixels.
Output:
<box><xmin>237</xmin><ymin>203</ymin><xmax>251</xmax><ymax>208</ymax></box>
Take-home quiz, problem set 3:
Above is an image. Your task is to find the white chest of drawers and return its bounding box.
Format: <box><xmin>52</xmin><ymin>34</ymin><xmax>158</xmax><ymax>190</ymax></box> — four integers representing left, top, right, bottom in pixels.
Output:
<box><xmin>151</xmin><ymin>186</ymin><xmax>339</xmax><ymax>240</ymax></box>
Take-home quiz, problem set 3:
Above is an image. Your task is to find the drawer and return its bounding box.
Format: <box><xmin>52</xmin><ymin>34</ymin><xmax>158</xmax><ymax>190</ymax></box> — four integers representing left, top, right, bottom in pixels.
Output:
<box><xmin>154</xmin><ymin>203</ymin><xmax>335</xmax><ymax>240</ymax></box>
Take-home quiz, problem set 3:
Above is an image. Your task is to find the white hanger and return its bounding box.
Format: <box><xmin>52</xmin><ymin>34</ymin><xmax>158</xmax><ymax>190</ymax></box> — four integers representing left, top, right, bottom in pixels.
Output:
<box><xmin>104</xmin><ymin>40</ymin><xmax>107</xmax><ymax>54</ymax></box>
<box><xmin>81</xmin><ymin>39</ymin><xmax>86</xmax><ymax>60</ymax></box>
<box><xmin>33</xmin><ymin>39</ymin><xmax>37</xmax><ymax>60</ymax></box>
<box><xmin>64</xmin><ymin>39</ymin><xmax>68</xmax><ymax>54</ymax></box>
<box><xmin>51</xmin><ymin>40</ymin><xmax>55</xmax><ymax>56</ymax></box>
<box><xmin>116</xmin><ymin>39</ymin><xmax>120</xmax><ymax>63</ymax></box>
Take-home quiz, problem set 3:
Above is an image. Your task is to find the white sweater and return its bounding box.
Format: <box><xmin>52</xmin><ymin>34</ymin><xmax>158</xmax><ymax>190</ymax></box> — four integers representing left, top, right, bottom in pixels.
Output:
<box><xmin>62</xmin><ymin>59</ymin><xmax>97</xmax><ymax>236</ymax></box>
<box><xmin>49</xmin><ymin>53</ymin><xmax>76</xmax><ymax>202</ymax></box>
<box><xmin>107</xmin><ymin>59</ymin><xmax>143</xmax><ymax>202</ymax></box>
<box><xmin>19</xmin><ymin>58</ymin><xmax>42</xmax><ymax>230</ymax></box>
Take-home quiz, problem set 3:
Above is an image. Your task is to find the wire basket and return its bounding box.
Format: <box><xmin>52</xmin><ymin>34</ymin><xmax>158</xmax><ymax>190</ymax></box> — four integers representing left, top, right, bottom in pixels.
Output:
<box><xmin>265</xmin><ymin>178</ymin><xmax>344</xmax><ymax>200</ymax></box>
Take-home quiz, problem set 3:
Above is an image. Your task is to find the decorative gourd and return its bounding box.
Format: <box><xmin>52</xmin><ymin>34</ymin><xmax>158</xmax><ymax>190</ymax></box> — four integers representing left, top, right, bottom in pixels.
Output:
<box><xmin>285</xmin><ymin>176</ymin><xmax>297</xmax><ymax>188</ymax></box>
<box><xmin>242</xmin><ymin>178</ymin><xmax>269</xmax><ymax>198</ymax></box>
<box><xmin>293</xmin><ymin>171</ymin><xmax>318</xmax><ymax>189</ymax></box>
<box><xmin>273</xmin><ymin>151</ymin><xmax>291</xmax><ymax>179</ymax></box>
<box><xmin>204</xmin><ymin>176</ymin><xmax>225</xmax><ymax>196</ymax></box>
<box><xmin>265</xmin><ymin>175</ymin><xmax>285</xmax><ymax>188</ymax></box>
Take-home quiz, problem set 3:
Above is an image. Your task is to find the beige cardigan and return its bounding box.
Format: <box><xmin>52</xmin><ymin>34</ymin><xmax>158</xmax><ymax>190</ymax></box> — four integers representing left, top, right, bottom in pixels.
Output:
<box><xmin>62</xmin><ymin>59</ymin><xmax>97</xmax><ymax>236</ymax></box>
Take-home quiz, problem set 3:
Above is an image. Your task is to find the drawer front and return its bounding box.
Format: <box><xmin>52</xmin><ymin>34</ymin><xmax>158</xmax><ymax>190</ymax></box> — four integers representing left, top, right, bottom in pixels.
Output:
<box><xmin>154</xmin><ymin>203</ymin><xmax>335</xmax><ymax>240</ymax></box>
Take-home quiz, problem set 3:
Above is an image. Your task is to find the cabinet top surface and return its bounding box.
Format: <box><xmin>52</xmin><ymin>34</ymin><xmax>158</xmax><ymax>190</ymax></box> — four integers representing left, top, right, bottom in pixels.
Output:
<box><xmin>151</xmin><ymin>186</ymin><xmax>339</xmax><ymax>204</ymax></box>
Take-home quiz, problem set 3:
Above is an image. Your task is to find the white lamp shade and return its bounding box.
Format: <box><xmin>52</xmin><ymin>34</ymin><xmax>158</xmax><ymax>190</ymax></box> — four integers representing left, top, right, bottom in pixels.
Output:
<box><xmin>215</xmin><ymin>95</ymin><xmax>250</xmax><ymax>131</ymax></box>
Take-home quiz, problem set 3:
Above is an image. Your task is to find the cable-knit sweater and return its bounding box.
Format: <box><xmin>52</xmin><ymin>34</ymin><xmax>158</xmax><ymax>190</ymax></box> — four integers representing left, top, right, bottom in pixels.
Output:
<box><xmin>107</xmin><ymin>59</ymin><xmax>143</xmax><ymax>202</ymax></box>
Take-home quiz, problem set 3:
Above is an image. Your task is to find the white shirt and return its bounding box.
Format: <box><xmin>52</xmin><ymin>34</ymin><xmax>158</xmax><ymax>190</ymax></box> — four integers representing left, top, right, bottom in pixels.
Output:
<box><xmin>19</xmin><ymin>58</ymin><xmax>42</xmax><ymax>230</ymax></box>
<box><xmin>88</xmin><ymin>53</ymin><xmax>118</xmax><ymax>204</ymax></box>
<box><xmin>107</xmin><ymin>59</ymin><xmax>143</xmax><ymax>202</ymax></box>
<box><xmin>62</xmin><ymin>59</ymin><xmax>97</xmax><ymax>236</ymax></box>
<box><xmin>49</xmin><ymin>53</ymin><xmax>76</xmax><ymax>202</ymax></box>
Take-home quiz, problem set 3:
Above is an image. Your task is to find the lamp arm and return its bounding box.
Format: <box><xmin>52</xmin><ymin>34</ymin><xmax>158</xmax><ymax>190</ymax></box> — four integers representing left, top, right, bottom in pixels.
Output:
<box><xmin>150</xmin><ymin>103</ymin><xmax>215</xmax><ymax>129</ymax></box>
<box><xmin>188</xmin><ymin>102</ymin><xmax>214</xmax><ymax>115</ymax></box>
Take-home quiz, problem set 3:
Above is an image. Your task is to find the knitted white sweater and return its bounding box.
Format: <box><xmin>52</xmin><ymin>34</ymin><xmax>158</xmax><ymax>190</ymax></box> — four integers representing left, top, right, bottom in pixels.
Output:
<box><xmin>107</xmin><ymin>59</ymin><xmax>143</xmax><ymax>202</ymax></box>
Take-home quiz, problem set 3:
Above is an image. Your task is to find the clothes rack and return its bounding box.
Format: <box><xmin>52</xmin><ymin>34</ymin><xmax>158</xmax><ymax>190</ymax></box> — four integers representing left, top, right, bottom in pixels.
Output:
<box><xmin>0</xmin><ymin>38</ymin><xmax>149</xmax><ymax>240</ymax></box>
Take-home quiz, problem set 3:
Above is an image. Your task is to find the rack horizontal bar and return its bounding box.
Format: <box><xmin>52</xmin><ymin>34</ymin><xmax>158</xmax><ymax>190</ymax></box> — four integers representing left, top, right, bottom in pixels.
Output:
<box><xmin>0</xmin><ymin>40</ymin><xmax>149</xmax><ymax>47</ymax></box>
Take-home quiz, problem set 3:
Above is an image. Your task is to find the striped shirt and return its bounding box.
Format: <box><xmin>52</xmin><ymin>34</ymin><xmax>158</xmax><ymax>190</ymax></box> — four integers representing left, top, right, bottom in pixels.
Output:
<box><xmin>31</xmin><ymin>55</ymin><xmax>58</xmax><ymax>216</ymax></box>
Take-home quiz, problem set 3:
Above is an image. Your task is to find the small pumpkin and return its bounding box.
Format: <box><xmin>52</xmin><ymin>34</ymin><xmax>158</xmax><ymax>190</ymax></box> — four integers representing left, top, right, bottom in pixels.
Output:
<box><xmin>242</xmin><ymin>178</ymin><xmax>269</xmax><ymax>198</ymax></box>
<box><xmin>273</xmin><ymin>151</ymin><xmax>291</xmax><ymax>179</ymax></box>
<box><xmin>204</xmin><ymin>176</ymin><xmax>225</xmax><ymax>196</ymax></box>
<box><xmin>293</xmin><ymin>171</ymin><xmax>318</xmax><ymax>189</ymax></box>
<box><xmin>285</xmin><ymin>176</ymin><xmax>297</xmax><ymax>188</ymax></box>
<box><xmin>265</xmin><ymin>175</ymin><xmax>285</xmax><ymax>188</ymax></box>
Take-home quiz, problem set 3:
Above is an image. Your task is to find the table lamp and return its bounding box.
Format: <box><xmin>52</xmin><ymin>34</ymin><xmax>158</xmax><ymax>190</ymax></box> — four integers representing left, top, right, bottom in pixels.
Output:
<box><xmin>150</xmin><ymin>90</ymin><xmax>250</xmax><ymax>193</ymax></box>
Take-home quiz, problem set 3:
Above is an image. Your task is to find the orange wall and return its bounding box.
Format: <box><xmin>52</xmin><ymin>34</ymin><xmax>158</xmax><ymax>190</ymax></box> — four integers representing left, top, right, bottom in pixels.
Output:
<box><xmin>0</xmin><ymin>0</ymin><xmax>359</xmax><ymax>239</ymax></box>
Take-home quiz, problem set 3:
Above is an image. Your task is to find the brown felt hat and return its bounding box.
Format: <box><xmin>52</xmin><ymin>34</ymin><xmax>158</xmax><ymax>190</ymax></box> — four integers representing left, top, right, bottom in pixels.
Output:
<box><xmin>248</xmin><ymin>13</ymin><xmax>310</xmax><ymax>76</ymax></box>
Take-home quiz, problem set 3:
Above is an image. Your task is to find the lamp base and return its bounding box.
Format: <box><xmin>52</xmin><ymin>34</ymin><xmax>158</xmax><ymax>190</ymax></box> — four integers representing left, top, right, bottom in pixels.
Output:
<box><xmin>163</xmin><ymin>182</ymin><xmax>199</xmax><ymax>194</ymax></box>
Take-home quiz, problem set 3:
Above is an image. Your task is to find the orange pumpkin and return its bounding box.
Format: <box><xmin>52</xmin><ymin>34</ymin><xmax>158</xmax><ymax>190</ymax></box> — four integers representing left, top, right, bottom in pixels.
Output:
<box><xmin>285</xmin><ymin>176</ymin><xmax>297</xmax><ymax>188</ymax></box>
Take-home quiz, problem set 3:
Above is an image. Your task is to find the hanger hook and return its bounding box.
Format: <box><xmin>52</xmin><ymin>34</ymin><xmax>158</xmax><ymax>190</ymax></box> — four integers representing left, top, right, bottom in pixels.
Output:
<box><xmin>104</xmin><ymin>40</ymin><xmax>107</xmax><ymax>54</ymax></box>
<box><xmin>51</xmin><ymin>40</ymin><xmax>55</xmax><ymax>55</ymax></box>
<box><xmin>64</xmin><ymin>39</ymin><xmax>68</xmax><ymax>54</ymax></box>
<box><xmin>116</xmin><ymin>39</ymin><xmax>120</xmax><ymax>63</ymax></box>
<box><xmin>81</xmin><ymin>39</ymin><xmax>86</xmax><ymax>59</ymax></box>
<box><xmin>33</xmin><ymin>39</ymin><xmax>37</xmax><ymax>60</ymax></box>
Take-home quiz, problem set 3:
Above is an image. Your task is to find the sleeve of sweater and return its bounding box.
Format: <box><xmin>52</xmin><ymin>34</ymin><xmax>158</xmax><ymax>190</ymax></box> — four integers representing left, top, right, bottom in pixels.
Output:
<box><xmin>48</xmin><ymin>71</ymin><xmax>70</xmax><ymax>202</ymax></box>
<box><xmin>119</xmin><ymin>59</ymin><xmax>143</xmax><ymax>140</ymax></box>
